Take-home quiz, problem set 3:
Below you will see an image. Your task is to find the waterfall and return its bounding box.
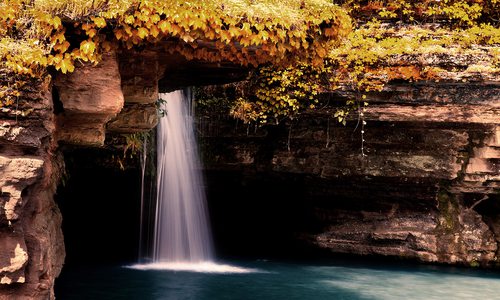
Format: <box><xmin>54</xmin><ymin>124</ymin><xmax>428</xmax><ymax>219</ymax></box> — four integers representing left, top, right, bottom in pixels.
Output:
<box><xmin>153</xmin><ymin>89</ymin><xmax>213</xmax><ymax>262</ymax></box>
<box><xmin>130</xmin><ymin>89</ymin><xmax>251</xmax><ymax>273</ymax></box>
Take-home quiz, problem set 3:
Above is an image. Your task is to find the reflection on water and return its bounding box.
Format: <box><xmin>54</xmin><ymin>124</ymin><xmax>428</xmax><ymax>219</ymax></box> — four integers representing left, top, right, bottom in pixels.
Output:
<box><xmin>56</xmin><ymin>260</ymin><xmax>500</xmax><ymax>300</ymax></box>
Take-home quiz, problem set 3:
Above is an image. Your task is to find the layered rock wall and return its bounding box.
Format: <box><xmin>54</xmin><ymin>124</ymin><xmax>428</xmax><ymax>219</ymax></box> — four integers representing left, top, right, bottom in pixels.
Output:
<box><xmin>0</xmin><ymin>78</ymin><xmax>64</xmax><ymax>299</ymax></box>
<box><xmin>199</xmin><ymin>80</ymin><xmax>500</xmax><ymax>266</ymax></box>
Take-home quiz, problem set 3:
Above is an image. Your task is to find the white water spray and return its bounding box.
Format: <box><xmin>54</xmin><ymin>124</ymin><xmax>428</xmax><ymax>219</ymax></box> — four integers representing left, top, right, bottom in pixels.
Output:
<box><xmin>153</xmin><ymin>90</ymin><xmax>213</xmax><ymax>262</ymax></box>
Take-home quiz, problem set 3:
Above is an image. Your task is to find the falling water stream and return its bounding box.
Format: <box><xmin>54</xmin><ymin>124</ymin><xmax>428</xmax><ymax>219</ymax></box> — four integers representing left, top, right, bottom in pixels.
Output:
<box><xmin>131</xmin><ymin>89</ymin><xmax>249</xmax><ymax>273</ymax></box>
<box><xmin>154</xmin><ymin>90</ymin><xmax>213</xmax><ymax>262</ymax></box>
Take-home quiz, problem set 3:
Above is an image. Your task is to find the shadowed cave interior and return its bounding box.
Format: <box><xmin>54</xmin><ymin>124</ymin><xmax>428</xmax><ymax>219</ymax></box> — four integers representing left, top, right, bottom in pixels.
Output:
<box><xmin>54</xmin><ymin>147</ymin><xmax>328</xmax><ymax>270</ymax></box>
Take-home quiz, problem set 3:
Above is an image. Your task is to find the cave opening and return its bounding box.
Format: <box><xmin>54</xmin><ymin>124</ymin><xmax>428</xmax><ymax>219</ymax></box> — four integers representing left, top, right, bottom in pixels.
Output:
<box><xmin>54</xmin><ymin>146</ymin><xmax>322</xmax><ymax>272</ymax></box>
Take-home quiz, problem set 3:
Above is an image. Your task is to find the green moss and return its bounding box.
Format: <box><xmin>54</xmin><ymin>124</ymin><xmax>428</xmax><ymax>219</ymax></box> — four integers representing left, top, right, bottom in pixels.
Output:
<box><xmin>470</xmin><ymin>260</ymin><xmax>480</xmax><ymax>268</ymax></box>
<box><xmin>437</xmin><ymin>188</ymin><xmax>459</xmax><ymax>233</ymax></box>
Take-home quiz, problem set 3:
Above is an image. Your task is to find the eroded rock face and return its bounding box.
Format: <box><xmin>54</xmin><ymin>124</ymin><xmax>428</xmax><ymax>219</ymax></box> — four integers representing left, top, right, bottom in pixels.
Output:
<box><xmin>0</xmin><ymin>79</ymin><xmax>65</xmax><ymax>299</ymax></box>
<box><xmin>0</xmin><ymin>235</ymin><xmax>28</xmax><ymax>285</ymax></box>
<box><xmin>107</xmin><ymin>103</ymin><xmax>158</xmax><ymax>133</ymax></box>
<box><xmin>199</xmin><ymin>81</ymin><xmax>500</xmax><ymax>266</ymax></box>
<box><xmin>53</xmin><ymin>52</ymin><xmax>124</xmax><ymax>146</ymax></box>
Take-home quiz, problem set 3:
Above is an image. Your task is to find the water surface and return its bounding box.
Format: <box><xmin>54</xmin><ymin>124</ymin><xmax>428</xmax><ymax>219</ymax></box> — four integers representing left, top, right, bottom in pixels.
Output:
<box><xmin>56</xmin><ymin>260</ymin><xmax>500</xmax><ymax>300</ymax></box>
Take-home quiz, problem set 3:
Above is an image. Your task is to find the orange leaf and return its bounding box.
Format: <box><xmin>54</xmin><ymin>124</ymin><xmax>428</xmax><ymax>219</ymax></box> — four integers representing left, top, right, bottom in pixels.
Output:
<box><xmin>220</xmin><ymin>31</ymin><xmax>231</xmax><ymax>43</ymax></box>
<box><xmin>82</xmin><ymin>23</ymin><xmax>95</xmax><ymax>31</ymax></box>
<box><xmin>53</xmin><ymin>41</ymin><xmax>70</xmax><ymax>53</ymax></box>
<box><xmin>114</xmin><ymin>29</ymin><xmax>124</xmax><ymax>40</ymax></box>
<box><xmin>51</xmin><ymin>30</ymin><xmax>66</xmax><ymax>43</ymax></box>
<box><xmin>86</xmin><ymin>28</ymin><xmax>97</xmax><ymax>38</ymax></box>
<box><xmin>324</xmin><ymin>27</ymin><xmax>336</xmax><ymax>37</ymax></box>
<box><xmin>150</xmin><ymin>25</ymin><xmax>160</xmax><ymax>38</ymax></box>
<box><xmin>171</xmin><ymin>24</ymin><xmax>181</xmax><ymax>36</ymax></box>
<box><xmin>101</xmin><ymin>41</ymin><xmax>112</xmax><ymax>52</ymax></box>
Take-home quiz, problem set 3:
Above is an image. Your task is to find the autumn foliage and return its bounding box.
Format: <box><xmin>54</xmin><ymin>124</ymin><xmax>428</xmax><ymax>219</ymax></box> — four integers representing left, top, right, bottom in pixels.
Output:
<box><xmin>0</xmin><ymin>0</ymin><xmax>499</xmax><ymax>124</ymax></box>
<box><xmin>0</xmin><ymin>0</ymin><xmax>351</xmax><ymax>109</ymax></box>
<box><xmin>227</xmin><ymin>0</ymin><xmax>500</xmax><ymax>125</ymax></box>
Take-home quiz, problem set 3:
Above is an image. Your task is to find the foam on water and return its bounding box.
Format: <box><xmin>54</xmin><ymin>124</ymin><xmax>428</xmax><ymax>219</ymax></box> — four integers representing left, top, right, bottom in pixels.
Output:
<box><xmin>127</xmin><ymin>262</ymin><xmax>260</xmax><ymax>274</ymax></box>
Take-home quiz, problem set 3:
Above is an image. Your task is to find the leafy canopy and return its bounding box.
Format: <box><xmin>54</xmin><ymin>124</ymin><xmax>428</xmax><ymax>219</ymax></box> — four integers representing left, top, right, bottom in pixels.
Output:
<box><xmin>227</xmin><ymin>0</ymin><xmax>500</xmax><ymax>125</ymax></box>
<box><xmin>0</xmin><ymin>0</ymin><xmax>351</xmax><ymax>109</ymax></box>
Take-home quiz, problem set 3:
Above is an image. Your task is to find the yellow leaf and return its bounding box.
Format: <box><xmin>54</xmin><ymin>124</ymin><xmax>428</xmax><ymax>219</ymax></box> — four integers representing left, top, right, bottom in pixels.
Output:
<box><xmin>277</xmin><ymin>29</ymin><xmax>286</xmax><ymax>41</ymax></box>
<box><xmin>92</xmin><ymin>17</ymin><xmax>106</xmax><ymax>28</ymax></box>
<box><xmin>192</xmin><ymin>19</ymin><xmax>205</xmax><ymax>30</ymax></box>
<box><xmin>53</xmin><ymin>53</ymin><xmax>63</xmax><ymax>64</ymax></box>
<box><xmin>151</xmin><ymin>14</ymin><xmax>161</xmax><ymax>24</ymax></box>
<box><xmin>250</xmin><ymin>34</ymin><xmax>261</xmax><ymax>45</ymax></box>
<box><xmin>241</xmin><ymin>22</ymin><xmax>252</xmax><ymax>36</ymax></box>
<box><xmin>125</xmin><ymin>15</ymin><xmax>135</xmax><ymax>24</ymax></box>
<box><xmin>138</xmin><ymin>13</ymin><xmax>149</xmax><ymax>22</ymax></box>
<box><xmin>54</xmin><ymin>53</ymin><xmax>74</xmax><ymax>74</ymax></box>
<box><xmin>261</xmin><ymin>32</ymin><xmax>270</xmax><ymax>41</ymax></box>
<box><xmin>79</xmin><ymin>53</ymin><xmax>89</xmax><ymax>62</ymax></box>
<box><xmin>228</xmin><ymin>26</ymin><xmax>240</xmax><ymax>37</ymax></box>
<box><xmin>80</xmin><ymin>40</ymin><xmax>96</xmax><ymax>55</ymax></box>
<box><xmin>52</xmin><ymin>16</ymin><xmax>62</xmax><ymax>29</ymax></box>
<box><xmin>137</xmin><ymin>27</ymin><xmax>149</xmax><ymax>39</ymax></box>
<box><xmin>39</xmin><ymin>56</ymin><xmax>48</xmax><ymax>66</ymax></box>
<box><xmin>158</xmin><ymin>20</ymin><xmax>170</xmax><ymax>33</ymax></box>
<box><xmin>59</xmin><ymin>56</ymin><xmax>74</xmax><ymax>74</ymax></box>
